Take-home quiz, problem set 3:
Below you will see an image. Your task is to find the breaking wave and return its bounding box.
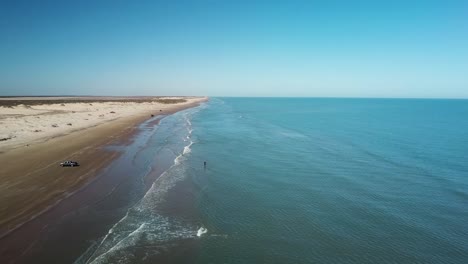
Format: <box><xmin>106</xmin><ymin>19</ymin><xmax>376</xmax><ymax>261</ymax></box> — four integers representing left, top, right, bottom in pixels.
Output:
<box><xmin>75</xmin><ymin>110</ymin><xmax>202</xmax><ymax>264</ymax></box>
<box><xmin>197</xmin><ymin>227</ymin><xmax>208</xmax><ymax>237</ymax></box>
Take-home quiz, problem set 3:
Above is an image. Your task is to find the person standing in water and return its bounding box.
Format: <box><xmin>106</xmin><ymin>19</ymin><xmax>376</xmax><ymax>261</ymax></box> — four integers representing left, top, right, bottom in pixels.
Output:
<box><xmin>204</xmin><ymin>161</ymin><xmax>207</xmax><ymax>170</ymax></box>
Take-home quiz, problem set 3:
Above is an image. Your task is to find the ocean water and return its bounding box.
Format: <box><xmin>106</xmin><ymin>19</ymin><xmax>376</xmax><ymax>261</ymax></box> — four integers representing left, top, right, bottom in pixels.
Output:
<box><xmin>78</xmin><ymin>98</ymin><xmax>468</xmax><ymax>264</ymax></box>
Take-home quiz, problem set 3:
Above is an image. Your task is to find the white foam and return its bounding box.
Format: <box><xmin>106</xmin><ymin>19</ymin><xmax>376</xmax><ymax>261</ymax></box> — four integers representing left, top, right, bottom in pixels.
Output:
<box><xmin>86</xmin><ymin>217</ymin><xmax>196</xmax><ymax>264</ymax></box>
<box><xmin>183</xmin><ymin>146</ymin><xmax>191</xmax><ymax>155</ymax></box>
<box><xmin>93</xmin><ymin>223</ymin><xmax>147</xmax><ymax>262</ymax></box>
<box><xmin>174</xmin><ymin>154</ymin><xmax>183</xmax><ymax>165</ymax></box>
<box><xmin>77</xmin><ymin>104</ymin><xmax>204</xmax><ymax>264</ymax></box>
<box><xmin>197</xmin><ymin>227</ymin><xmax>208</xmax><ymax>237</ymax></box>
<box><xmin>183</xmin><ymin>141</ymin><xmax>193</xmax><ymax>155</ymax></box>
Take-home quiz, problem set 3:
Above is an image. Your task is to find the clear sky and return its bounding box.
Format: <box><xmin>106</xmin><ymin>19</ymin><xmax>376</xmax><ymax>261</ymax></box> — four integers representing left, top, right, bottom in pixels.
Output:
<box><xmin>1</xmin><ymin>0</ymin><xmax>467</xmax><ymax>98</ymax></box>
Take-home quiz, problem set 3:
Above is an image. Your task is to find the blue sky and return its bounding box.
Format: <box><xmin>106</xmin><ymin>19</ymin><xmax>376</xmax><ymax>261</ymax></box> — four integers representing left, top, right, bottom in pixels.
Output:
<box><xmin>1</xmin><ymin>0</ymin><xmax>467</xmax><ymax>97</ymax></box>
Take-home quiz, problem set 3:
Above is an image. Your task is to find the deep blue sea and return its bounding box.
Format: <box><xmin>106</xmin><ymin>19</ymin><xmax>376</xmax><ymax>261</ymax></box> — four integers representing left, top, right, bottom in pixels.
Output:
<box><xmin>79</xmin><ymin>98</ymin><xmax>468</xmax><ymax>264</ymax></box>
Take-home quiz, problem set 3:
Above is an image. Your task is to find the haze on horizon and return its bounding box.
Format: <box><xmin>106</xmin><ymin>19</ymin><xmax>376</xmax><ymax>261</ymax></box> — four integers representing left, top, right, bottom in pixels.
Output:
<box><xmin>0</xmin><ymin>0</ymin><xmax>467</xmax><ymax>98</ymax></box>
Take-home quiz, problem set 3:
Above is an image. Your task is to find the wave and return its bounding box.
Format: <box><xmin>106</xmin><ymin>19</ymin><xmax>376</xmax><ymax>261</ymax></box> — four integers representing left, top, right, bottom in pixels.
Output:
<box><xmin>81</xmin><ymin>160</ymin><xmax>194</xmax><ymax>263</ymax></box>
<box><xmin>197</xmin><ymin>227</ymin><xmax>208</xmax><ymax>237</ymax></box>
<box><xmin>80</xmin><ymin>213</ymin><xmax>196</xmax><ymax>264</ymax></box>
<box><xmin>183</xmin><ymin>141</ymin><xmax>193</xmax><ymax>155</ymax></box>
<box><xmin>75</xmin><ymin>109</ymin><xmax>202</xmax><ymax>264</ymax></box>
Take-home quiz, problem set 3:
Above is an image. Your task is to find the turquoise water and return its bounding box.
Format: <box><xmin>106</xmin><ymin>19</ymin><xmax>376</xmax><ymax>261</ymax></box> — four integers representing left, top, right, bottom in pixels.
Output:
<box><xmin>79</xmin><ymin>98</ymin><xmax>468</xmax><ymax>263</ymax></box>
<box><xmin>189</xmin><ymin>98</ymin><xmax>468</xmax><ymax>263</ymax></box>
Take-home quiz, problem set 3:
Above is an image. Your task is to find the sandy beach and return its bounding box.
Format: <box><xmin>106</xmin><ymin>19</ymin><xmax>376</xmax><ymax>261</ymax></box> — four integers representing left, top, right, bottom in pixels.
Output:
<box><xmin>0</xmin><ymin>96</ymin><xmax>207</xmax><ymax>240</ymax></box>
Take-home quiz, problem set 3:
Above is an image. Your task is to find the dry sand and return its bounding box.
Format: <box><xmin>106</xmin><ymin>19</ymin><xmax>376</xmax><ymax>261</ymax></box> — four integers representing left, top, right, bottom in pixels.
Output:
<box><xmin>0</xmin><ymin>97</ymin><xmax>204</xmax><ymax>151</ymax></box>
<box><xmin>0</xmin><ymin>96</ymin><xmax>207</xmax><ymax>238</ymax></box>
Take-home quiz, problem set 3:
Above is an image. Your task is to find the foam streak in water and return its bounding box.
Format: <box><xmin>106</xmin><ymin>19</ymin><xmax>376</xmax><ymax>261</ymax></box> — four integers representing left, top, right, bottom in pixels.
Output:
<box><xmin>75</xmin><ymin>107</ymin><xmax>205</xmax><ymax>264</ymax></box>
<box><xmin>197</xmin><ymin>227</ymin><xmax>208</xmax><ymax>237</ymax></box>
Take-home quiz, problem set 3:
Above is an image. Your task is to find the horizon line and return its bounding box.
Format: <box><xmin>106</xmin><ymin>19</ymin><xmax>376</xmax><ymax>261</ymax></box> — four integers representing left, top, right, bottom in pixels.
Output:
<box><xmin>1</xmin><ymin>95</ymin><xmax>468</xmax><ymax>100</ymax></box>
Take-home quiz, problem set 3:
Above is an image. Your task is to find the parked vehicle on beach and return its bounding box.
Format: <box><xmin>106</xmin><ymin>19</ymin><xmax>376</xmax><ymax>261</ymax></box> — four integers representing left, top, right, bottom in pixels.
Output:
<box><xmin>60</xmin><ymin>161</ymin><xmax>79</xmax><ymax>167</ymax></box>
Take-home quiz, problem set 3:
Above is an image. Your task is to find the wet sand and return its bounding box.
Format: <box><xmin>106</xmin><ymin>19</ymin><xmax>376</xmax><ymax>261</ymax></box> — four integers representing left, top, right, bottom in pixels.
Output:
<box><xmin>0</xmin><ymin>96</ymin><xmax>207</xmax><ymax>263</ymax></box>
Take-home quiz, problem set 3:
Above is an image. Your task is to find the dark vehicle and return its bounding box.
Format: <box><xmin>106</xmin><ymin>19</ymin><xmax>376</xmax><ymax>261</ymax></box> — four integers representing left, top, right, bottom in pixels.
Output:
<box><xmin>60</xmin><ymin>161</ymin><xmax>80</xmax><ymax>167</ymax></box>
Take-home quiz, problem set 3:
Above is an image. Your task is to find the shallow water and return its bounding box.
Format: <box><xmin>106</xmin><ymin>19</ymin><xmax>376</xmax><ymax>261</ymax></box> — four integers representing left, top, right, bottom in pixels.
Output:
<box><xmin>74</xmin><ymin>98</ymin><xmax>468</xmax><ymax>264</ymax></box>
<box><xmin>74</xmin><ymin>107</ymin><xmax>204</xmax><ymax>264</ymax></box>
<box><xmin>190</xmin><ymin>98</ymin><xmax>468</xmax><ymax>263</ymax></box>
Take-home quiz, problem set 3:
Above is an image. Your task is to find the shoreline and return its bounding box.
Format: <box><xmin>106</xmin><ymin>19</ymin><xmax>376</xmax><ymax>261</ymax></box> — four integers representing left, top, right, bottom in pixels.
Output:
<box><xmin>0</xmin><ymin>97</ymin><xmax>208</xmax><ymax>243</ymax></box>
<box><xmin>0</xmin><ymin>96</ymin><xmax>198</xmax><ymax>152</ymax></box>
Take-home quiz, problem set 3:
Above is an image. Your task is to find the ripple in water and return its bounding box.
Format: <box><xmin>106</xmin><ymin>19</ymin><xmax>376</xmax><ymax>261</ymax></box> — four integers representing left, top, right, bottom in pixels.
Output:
<box><xmin>75</xmin><ymin>111</ymin><xmax>202</xmax><ymax>264</ymax></box>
